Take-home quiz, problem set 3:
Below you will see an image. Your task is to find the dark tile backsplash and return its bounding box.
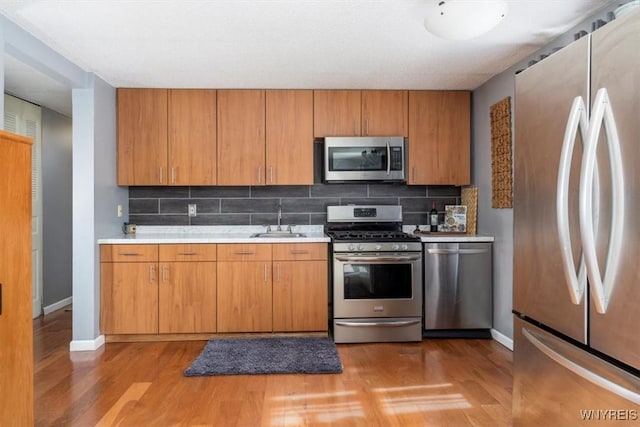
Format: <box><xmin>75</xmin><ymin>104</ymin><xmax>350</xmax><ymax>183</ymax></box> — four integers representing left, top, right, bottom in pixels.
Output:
<box><xmin>129</xmin><ymin>183</ymin><xmax>461</xmax><ymax>226</ymax></box>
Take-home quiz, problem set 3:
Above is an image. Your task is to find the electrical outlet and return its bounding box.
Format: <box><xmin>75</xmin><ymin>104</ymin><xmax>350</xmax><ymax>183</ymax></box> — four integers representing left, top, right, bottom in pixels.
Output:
<box><xmin>117</xmin><ymin>204</ymin><xmax>123</xmax><ymax>217</ymax></box>
<box><xmin>188</xmin><ymin>204</ymin><xmax>197</xmax><ymax>217</ymax></box>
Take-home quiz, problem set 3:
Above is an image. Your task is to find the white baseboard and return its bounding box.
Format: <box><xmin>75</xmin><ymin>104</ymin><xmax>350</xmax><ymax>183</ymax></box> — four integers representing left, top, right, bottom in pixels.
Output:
<box><xmin>491</xmin><ymin>328</ymin><xmax>514</xmax><ymax>351</ymax></box>
<box><xmin>43</xmin><ymin>297</ymin><xmax>72</xmax><ymax>315</ymax></box>
<box><xmin>70</xmin><ymin>335</ymin><xmax>105</xmax><ymax>352</ymax></box>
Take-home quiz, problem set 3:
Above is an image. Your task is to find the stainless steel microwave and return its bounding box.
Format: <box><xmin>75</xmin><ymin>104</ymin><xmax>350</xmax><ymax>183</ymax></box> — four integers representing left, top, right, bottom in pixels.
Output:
<box><xmin>323</xmin><ymin>136</ymin><xmax>406</xmax><ymax>182</ymax></box>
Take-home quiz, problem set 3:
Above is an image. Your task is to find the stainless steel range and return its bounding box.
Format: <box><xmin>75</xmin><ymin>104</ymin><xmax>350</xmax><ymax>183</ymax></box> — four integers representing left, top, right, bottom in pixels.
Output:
<box><xmin>326</xmin><ymin>205</ymin><xmax>422</xmax><ymax>343</ymax></box>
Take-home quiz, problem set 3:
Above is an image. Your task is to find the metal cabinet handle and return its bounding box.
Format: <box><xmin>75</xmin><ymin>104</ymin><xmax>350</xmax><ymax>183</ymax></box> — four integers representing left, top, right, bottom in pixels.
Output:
<box><xmin>523</xmin><ymin>327</ymin><xmax>640</xmax><ymax>405</ymax></box>
<box><xmin>257</xmin><ymin>166</ymin><xmax>262</xmax><ymax>185</ymax></box>
<box><xmin>276</xmin><ymin>263</ymin><xmax>280</xmax><ymax>282</ymax></box>
<box><xmin>365</xmin><ymin>118</ymin><xmax>369</xmax><ymax>135</ymax></box>
<box><xmin>557</xmin><ymin>95</ymin><xmax>590</xmax><ymax>305</ymax></box>
<box><xmin>161</xmin><ymin>265</ymin><xmax>167</xmax><ymax>283</ymax></box>
<box><xmin>177</xmin><ymin>252</ymin><xmax>197</xmax><ymax>256</ymax></box>
<box><xmin>171</xmin><ymin>167</ymin><xmax>176</xmax><ymax>184</ymax></box>
<box><xmin>0</xmin><ymin>283</ymin><xmax>3</xmax><ymax>316</ymax></box>
<box><xmin>579</xmin><ymin>88</ymin><xmax>625</xmax><ymax>314</ymax></box>
<box><xmin>269</xmin><ymin>166</ymin><xmax>274</xmax><ymax>184</ymax></box>
<box><xmin>289</xmin><ymin>250</ymin><xmax>309</xmax><ymax>255</ymax></box>
<box><xmin>149</xmin><ymin>265</ymin><xmax>155</xmax><ymax>283</ymax></box>
<box><xmin>234</xmin><ymin>251</ymin><xmax>255</xmax><ymax>255</ymax></box>
<box><xmin>118</xmin><ymin>252</ymin><xmax>140</xmax><ymax>256</ymax></box>
<box><xmin>264</xmin><ymin>264</ymin><xmax>268</xmax><ymax>282</ymax></box>
<box><xmin>159</xmin><ymin>167</ymin><xmax>163</xmax><ymax>184</ymax></box>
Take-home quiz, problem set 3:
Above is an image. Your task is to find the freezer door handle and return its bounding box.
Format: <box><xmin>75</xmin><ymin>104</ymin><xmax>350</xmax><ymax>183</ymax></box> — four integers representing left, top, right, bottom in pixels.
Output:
<box><xmin>523</xmin><ymin>327</ymin><xmax>640</xmax><ymax>405</ymax></box>
<box><xmin>556</xmin><ymin>96</ymin><xmax>589</xmax><ymax>305</ymax></box>
<box><xmin>579</xmin><ymin>88</ymin><xmax>625</xmax><ymax>314</ymax></box>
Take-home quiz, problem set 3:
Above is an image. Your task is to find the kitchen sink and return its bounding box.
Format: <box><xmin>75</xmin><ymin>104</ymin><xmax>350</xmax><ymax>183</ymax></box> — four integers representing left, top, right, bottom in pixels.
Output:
<box><xmin>250</xmin><ymin>232</ymin><xmax>306</xmax><ymax>238</ymax></box>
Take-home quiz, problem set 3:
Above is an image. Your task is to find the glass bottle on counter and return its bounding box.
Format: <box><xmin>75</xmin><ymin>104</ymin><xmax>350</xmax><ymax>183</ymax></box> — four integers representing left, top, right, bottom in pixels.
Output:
<box><xmin>429</xmin><ymin>202</ymin><xmax>438</xmax><ymax>232</ymax></box>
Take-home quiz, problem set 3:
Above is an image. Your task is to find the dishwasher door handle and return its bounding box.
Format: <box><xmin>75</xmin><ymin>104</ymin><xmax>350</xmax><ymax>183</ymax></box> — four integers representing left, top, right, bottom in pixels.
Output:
<box><xmin>427</xmin><ymin>248</ymin><xmax>488</xmax><ymax>255</ymax></box>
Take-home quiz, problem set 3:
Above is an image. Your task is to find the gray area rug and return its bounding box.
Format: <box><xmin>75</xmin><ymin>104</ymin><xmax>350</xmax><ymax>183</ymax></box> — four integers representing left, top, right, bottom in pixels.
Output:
<box><xmin>184</xmin><ymin>337</ymin><xmax>343</xmax><ymax>376</ymax></box>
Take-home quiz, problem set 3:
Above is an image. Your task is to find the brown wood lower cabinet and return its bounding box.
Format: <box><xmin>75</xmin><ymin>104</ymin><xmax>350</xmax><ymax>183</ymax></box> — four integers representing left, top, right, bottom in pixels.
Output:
<box><xmin>272</xmin><ymin>243</ymin><xmax>328</xmax><ymax>332</ymax></box>
<box><xmin>100</xmin><ymin>242</ymin><xmax>329</xmax><ymax>337</ymax></box>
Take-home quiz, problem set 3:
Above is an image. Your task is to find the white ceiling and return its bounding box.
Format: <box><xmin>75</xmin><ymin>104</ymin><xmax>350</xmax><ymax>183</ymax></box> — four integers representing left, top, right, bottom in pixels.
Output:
<box><xmin>0</xmin><ymin>0</ymin><xmax>620</xmax><ymax>117</ymax></box>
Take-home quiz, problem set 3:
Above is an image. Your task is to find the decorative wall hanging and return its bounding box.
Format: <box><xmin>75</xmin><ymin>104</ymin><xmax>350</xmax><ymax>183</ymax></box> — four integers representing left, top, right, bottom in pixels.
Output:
<box><xmin>490</xmin><ymin>96</ymin><xmax>513</xmax><ymax>208</ymax></box>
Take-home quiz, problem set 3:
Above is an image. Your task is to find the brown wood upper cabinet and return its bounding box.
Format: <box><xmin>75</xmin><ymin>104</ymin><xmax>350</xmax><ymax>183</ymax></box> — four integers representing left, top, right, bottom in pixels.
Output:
<box><xmin>408</xmin><ymin>91</ymin><xmax>471</xmax><ymax>185</ymax></box>
<box><xmin>117</xmin><ymin>88</ymin><xmax>217</xmax><ymax>186</ymax></box>
<box><xmin>266</xmin><ymin>90</ymin><xmax>314</xmax><ymax>185</ymax></box>
<box><xmin>313</xmin><ymin>90</ymin><xmax>408</xmax><ymax>137</ymax></box>
<box><xmin>217</xmin><ymin>90</ymin><xmax>266</xmax><ymax>186</ymax></box>
<box><xmin>217</xmin><ymin>89</ymin><xmax>314</xmax><ymax>186</ymax></box>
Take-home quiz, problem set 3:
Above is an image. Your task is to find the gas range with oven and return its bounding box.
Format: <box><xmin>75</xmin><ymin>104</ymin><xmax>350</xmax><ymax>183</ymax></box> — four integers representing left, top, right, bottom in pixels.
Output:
<box><xmin>325</xmin><ymin>205</ymin><xmax>423</xmax><ymax>343</ymax></box>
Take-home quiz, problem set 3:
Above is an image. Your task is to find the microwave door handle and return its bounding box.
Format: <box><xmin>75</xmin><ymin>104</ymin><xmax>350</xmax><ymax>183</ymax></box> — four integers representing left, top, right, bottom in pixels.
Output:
<box><xmin>386</xmin><ymin>140</ymin><xmax>391</xmax><ymax>176</ymax></box>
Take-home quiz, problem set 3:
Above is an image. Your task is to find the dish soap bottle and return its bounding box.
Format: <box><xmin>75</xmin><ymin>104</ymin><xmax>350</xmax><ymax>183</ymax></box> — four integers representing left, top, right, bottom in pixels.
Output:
<box><xmin>429</xmin><ymin>202</ymin><xmax>438</xmax><ymax>232</ymax></box>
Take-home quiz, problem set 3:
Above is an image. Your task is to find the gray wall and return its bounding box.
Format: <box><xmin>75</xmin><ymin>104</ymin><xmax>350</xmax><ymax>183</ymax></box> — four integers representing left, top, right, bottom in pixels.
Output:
<box><xmin>471</xmin><ymin>4</ymin><xmax>620</xmax><ymax>340</ymax></box>
<box><xmin>42</xmin><ymin>108</ymin><xmax>72</xmax><ymax>307</ymax></box>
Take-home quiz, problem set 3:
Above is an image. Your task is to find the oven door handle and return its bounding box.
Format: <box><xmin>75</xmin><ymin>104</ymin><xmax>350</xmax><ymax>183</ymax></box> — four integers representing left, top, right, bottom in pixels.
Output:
<box><xmin>334</xmin><ymin>255</ymin><xmax>421</xmax><ymax>262</ymax></box>
<box><xmin>335</xmin><ymin>319</ymin><xmax>421</xmax><ymax>328</ymax></box>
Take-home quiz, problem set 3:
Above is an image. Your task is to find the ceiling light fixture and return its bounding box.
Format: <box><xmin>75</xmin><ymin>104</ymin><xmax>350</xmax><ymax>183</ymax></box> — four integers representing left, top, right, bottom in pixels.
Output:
<box><xmin>424</xmin><ymin>0</ymin><xmax>508</xmax><ymax>41</ymax></box>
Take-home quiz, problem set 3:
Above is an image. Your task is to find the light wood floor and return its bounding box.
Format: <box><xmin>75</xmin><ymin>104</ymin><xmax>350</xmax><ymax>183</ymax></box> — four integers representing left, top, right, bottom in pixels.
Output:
<box><xmin>34</xmin><ymin>308</ymin><xmax>513</xmax><ymax>426</ymax></box>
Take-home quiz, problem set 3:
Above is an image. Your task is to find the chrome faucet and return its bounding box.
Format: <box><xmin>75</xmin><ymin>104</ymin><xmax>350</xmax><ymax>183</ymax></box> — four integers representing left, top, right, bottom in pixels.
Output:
<box><xmin>276</xmin><ymin>204</ymin><xmax>283</xmax><ymax>231</ymax></box>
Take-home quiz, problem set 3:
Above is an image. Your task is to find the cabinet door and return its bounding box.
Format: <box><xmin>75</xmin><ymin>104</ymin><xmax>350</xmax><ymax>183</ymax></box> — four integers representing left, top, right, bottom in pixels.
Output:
<box><xmin>273</xmin><ymin>260</ymin><xmax>328</xmax><ymax>332</ymax></box>
<box><xmin>101</xmin><ymin>262</ymin><xmax>158</xmax><ymax>334</ymax></box>
<box><xmin>361</xmin><ymin>90</ymin><xmax>408</xmax><ymax>136</ymax></box>
<box><xmin>0</xmin><ymin>131</ymin><xmax>33</xmax><ymax>426</ymax></box>
<box><xmin>217</xmin><ymin>90</ymin><xmax>266</xmax><ymax>185</ymax></box>
<box><xmin>158</xmin><ymin>262</ymin><xmax>216</xmax><ymax>333</ymax></box>
<box><xmin>117</xmin><ymin>88</ymin><xmax>168</xmax><ymax>185</ymax></box>
<box><xmin>266</xmin><ymin>90</ymin><xmax>314</xmax><ymax>185</ymax></box>
<box><xmin>217</xmin><ymin>261</ymin><xmax>272</xmax><ymax>332</ymax></box>
<box><xmin>313</xmin><ymin>90</ymin><xmax>361</xmax><ymax>137</ymax></box>
<box><xmin>168</xmin><ymin>89</ymin><xmax>217</xmax><ymax>185</ymax></box>
<box><xmin>408</xmin><ymin>91</ymin><xmax>470</xmax><ymax>185</ymax></box>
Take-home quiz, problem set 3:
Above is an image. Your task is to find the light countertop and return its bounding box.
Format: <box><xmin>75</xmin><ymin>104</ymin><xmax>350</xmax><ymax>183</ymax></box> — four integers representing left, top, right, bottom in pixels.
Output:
<box><xmin>403</xmin><ymin>226</ymin><xmax>495</xmax><ymax>243</ymax></box>
<box><xmin>98</xmin><ymin>225</ymin><xmax>331</xmax><ymax>244</ymax></box>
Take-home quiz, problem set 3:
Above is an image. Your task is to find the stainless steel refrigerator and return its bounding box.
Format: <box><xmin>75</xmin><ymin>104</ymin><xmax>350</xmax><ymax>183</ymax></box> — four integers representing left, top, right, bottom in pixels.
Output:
<box><xmin>513</xmin><ymin>9</ymin><xmax>640</xmax><ymax>426</ymax></box>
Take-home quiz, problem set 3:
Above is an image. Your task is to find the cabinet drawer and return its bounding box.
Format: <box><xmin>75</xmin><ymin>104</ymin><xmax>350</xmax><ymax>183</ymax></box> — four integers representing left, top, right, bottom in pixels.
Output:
<box><xmin>100</xmin><ymin>244</ymin><xmax>158</xmax><ymax>262</ymax></box>
<box><xmin>159</xmin><ymin>244</ymin><xmax>216</xmax><ymax>262</ymax></box>
<box><xmin>217</xmin><ymin>244</ymin><xmax>272</xmax><ymax>261</ymax></box>
<box><xmin>272</xmin><ymin>243</ymin><xmax>327</xmax><ymax>261</ymax></box>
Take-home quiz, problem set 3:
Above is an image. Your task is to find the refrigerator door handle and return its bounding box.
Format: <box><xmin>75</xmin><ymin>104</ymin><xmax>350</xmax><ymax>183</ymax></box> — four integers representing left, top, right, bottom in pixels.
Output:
<box><xmin>579</xmin><ymin>88</ymin><xmax>625</xmax><ymax>314</ymax></box>
<box><xmin>556</xmin><ymin>96</ymin><xmax>589</xmax><ymax>305</ymax></box>
<box><xmin>523</xmin><ymin>327</ymin><xmax>640</xmax><ymax>405</ymax></box>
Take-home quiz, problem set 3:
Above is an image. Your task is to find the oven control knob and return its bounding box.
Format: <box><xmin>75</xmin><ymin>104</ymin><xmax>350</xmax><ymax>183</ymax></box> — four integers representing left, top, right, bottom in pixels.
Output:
<box><xmin>348</xmin><ymin>244</ymin><xmax>355</xmax><ymax>251</ymax></box>
<box><xmin>392</xmin><ymin>244</ymin><xmax>399</xmax><ymax>251</ymax></box>
<box><xmin>357</xmin><ymin>244</ymin><xmax>365</xmax><ymax>251</ymax></box>
<box><xmin>401</xmin><ymin>244</ymin><xmax>408</xmax><ymax>250</ymax></box>
<box><xmin>375</xmin><ymin>244</ymin><xmax>382</xmax><ymax>251</ymax></box>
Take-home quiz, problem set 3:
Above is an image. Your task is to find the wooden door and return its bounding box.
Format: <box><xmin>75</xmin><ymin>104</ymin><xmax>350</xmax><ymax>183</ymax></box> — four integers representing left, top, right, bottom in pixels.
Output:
<box><xmin>216</xmin><ymin>261</ymin><xmax>272</xmax><ymax>332</ymax></box>
<box><xmin>168</xmin><ymin>89</ymin><xmax>217</xmax><ymax>185</ymax></box>
<box><xmin>313</xmin><ymin>90</ymin><xmax>361</xmax><ymax>137</ymax></box>
<box><xmin>266</xmin><ymin>90</ymin><xmax>314</xmax><ymax>185</ymax></box>
<box><xmin>158</xmin><ymin>262</ymin><xmax>216</xmax><ymax>333</ymax></box>
<box><xmin>272</xmin><ymin>260</ymin><xmax>328</xmax><ymax>332</ymax></box>
<box><xmin>408</xmin><ymin>91</ymin><xmax>471</xmax><ymax>185</ymax></box>
<box><xmin>100</xmin><ymin>262</ymin><xmax>159</xmax><ymax>334</ymax></box>
<box><xmin>361</xmin><ymin>90</ymin><xmax>408</xmax><ymax>136</ymax></box>
<box><xmin>0</xmin><ymin>130</ymin><xmax>33</xmax><ymax>426</ymax></box>
<box><xmin>217</xmin><ymin>90</ymin><xmax>266</xmax><ymax>185</ymax></box>
<box><xmin>117</xmin><ymin>88</ymin><xmax>168</xmax><ymax>185</ymax></box>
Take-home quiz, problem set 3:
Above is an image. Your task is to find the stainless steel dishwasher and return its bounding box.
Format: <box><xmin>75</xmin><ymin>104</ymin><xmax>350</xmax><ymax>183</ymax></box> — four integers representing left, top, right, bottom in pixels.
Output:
<box><xmin>423</xmin><ymin>242</ymin><xmax>492</xmax><ymax>337</ymax></box>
